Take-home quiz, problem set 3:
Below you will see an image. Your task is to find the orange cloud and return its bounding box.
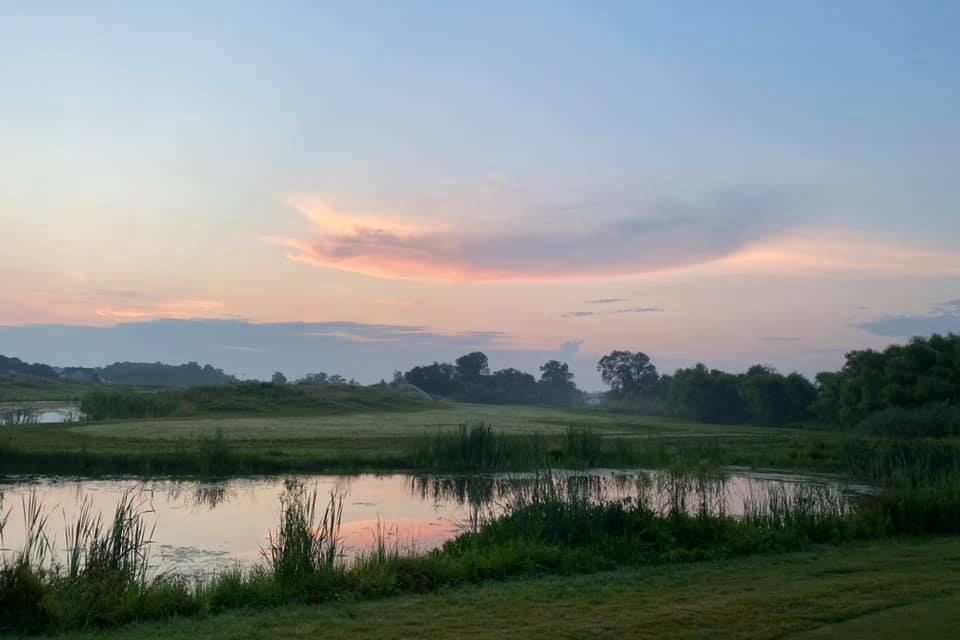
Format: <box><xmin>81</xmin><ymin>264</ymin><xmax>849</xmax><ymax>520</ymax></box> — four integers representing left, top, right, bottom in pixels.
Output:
<box><xmin>269</xmin><ymin>195</ymin><xmax>795</xmax><ymax>282</ymax></box>
<box><xmin>702</xmin><ymin>232</ymin><xmax>960</xmax><ymax>277</ymax></box>
<box><xmin>270</xmin><ymin>197</ymin><xmax>960</xmax><ymax>282</ymax></box>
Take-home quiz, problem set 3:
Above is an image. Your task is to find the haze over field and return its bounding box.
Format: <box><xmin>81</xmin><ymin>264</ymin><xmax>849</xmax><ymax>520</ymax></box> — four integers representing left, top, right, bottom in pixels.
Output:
<box><xmin>2</xmin><ymin>2</ymin><xmax>958</xmax><ymax>385</ymax></box>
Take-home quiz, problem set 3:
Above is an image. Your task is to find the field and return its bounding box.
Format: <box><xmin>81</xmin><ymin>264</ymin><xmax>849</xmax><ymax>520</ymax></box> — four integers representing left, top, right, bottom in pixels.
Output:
<box><xmin>1</xmin><ymin>399</ymin><xmax>843</xmax><ymax>475</ymax></box>
<box><xmin>48</xmin><ymin>538</ymin><xmax>960</xmax><ymax>639</ymax></box>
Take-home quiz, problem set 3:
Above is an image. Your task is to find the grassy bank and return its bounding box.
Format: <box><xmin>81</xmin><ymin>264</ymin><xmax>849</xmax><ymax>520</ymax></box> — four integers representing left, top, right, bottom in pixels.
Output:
<box><xmin>44</xmin><ymin>537</ymin><xmax>960</xmax><ymax>640</ymax></box>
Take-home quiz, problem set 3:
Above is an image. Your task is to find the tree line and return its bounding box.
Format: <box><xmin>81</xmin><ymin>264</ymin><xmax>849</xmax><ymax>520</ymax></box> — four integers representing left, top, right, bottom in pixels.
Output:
<box><xmin>396</xmin><ymin>333</ymin><xmax>960</xmax><ymax>429</ymax></box>
<box><xmin>399</xmin><ymin>352</ymin><xmax>582</xmax><ymax>406</ymax></box>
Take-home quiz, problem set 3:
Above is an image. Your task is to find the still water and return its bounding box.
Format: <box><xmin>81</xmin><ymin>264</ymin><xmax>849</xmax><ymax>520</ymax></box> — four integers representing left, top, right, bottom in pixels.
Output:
<box><xmin>0</xmin><ymin>470</ymin><xmax>868</xmax><ymax>576</ymax></box>
<box><xmin>0</xmin><ymin>402</ymin><xmax>82</xmax><ymax>425</ymax></box>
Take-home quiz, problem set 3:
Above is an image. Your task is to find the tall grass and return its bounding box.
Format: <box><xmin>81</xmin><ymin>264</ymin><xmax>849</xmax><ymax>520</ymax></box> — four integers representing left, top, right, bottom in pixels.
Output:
<box><xmin>414</xmin><ymin>423</ymin><xmax>634</xmax><ymax>471</ymax></box>
<box><xmin>262</xmin><ymin>480</ymin><xmax>344</xmax><ymax>585</ymax></box>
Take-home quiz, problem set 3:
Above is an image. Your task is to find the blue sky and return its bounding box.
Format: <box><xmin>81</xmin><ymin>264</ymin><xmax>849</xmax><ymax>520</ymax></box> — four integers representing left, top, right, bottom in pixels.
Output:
<box><xmin>1</xmin><ymin>2</ymin><xmax>958</xmax><ymax>386</ymax></box>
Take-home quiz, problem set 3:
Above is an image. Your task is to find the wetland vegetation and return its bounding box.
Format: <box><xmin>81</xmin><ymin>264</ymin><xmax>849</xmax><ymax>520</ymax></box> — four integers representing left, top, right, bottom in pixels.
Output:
<box><xmin>1</xmin><ymin>333</ymin><xmax>960</xmax><ymax>636</ymax></box>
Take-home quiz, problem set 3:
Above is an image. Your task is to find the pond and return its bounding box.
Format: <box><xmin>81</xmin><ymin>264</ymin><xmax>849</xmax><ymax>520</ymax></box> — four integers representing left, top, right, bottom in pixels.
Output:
<box><xmin>0</xmin><ymin>470</ymin><xmax>871</xmax><ymax>577</ymax></box>
<box><xmin>0</xmin><ymin>401</ymin><xmax>83</xmax><ymax>425</ymax></box>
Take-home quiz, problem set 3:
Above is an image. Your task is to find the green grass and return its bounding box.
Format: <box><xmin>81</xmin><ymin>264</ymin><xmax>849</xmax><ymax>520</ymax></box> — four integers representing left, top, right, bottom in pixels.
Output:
<box><xmin>0</xmin><ymin>377</ymin><xmax>98</xmax><ymax>402</ymax></box>
<box><xmin>79</xmin><ymin>383</ymin><xmax>437</xmax><ymax>420</ymax></box>
<box><xmin>42</xmin><ymin>537</ymin><xmax>960</xmax><ymax>639</ymax></box>
<box><xmin>0</xmin><ymin>403</ymin><xmax>844</xmax><ymax>476</ymax></box>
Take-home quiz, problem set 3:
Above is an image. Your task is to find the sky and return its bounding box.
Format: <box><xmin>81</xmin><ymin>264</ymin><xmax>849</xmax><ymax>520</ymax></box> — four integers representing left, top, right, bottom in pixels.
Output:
<box><xmin>1</xmin><ymin>2</ymin><xmax>959</xmax><ymax>388</ymax></box>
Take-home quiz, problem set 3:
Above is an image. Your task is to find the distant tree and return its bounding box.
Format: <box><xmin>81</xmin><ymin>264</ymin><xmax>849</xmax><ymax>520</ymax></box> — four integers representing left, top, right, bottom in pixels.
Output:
<box><xmin>669</xmin><ymin>363</ymin><xmax>746</xmax><ymax>424</ymax></box>
<box><xmin>328</xmin><ymin>374</ymin><xmax>346</xmax><ymax>385</ymax></box>
<box><xmin>597</xmin><ymin>350</ymin><xmax>659</xmax><ymax>397</ymax></box>
<box><xmin>97</xmin><ymin>361</ymin><xmax>236</xmax><ymax>387</ymax></box>
<box><xmin>488</xmin><ymin>368</ymin><xmax>539</xmax><ymax>404</ymax></box>
<box><xmin>271</xmin><ymin>371</ymin><xmax>288</xmax><ymax>385</ymax></box>
<box><xmin>455</xmin><ymin>352</ymin><xmax>490</xmax><ymax>383</ymax></box>
<box><xmin>539</xmin><ymin>360</ymin><xmax>581</xmax><ymax>406</ymax></box>
<box><xmin>404</xmin><ymin>362</ymin><xmax>460</xmax><ymax>396</ymax></box>
<box><xmin>297</xmin><ymin>372</ymin><xmax>329</xmax><ymax>385</ymax></box>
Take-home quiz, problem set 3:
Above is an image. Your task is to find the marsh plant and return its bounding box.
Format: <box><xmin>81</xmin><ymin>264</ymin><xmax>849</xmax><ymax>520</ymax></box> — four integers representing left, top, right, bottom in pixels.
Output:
<box><xmin>262</xmin><ymin>480</ymin><xmax>344</xmax><ymax>584</ymax></box>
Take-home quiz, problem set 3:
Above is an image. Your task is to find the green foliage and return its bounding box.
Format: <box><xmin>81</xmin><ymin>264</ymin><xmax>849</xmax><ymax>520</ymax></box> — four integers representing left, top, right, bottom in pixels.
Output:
<box><xmin>403</xmin><ymin>352</ymin><xmax>583</xmax><ymax>406</ymax></box>
<box><xmin>81</xmin><ymin>389</ymin><xmax>183</xmax><ymax>420</ymax></box>
<box><xmin>668</xmin><ymin>364</ymin><xmax>748</xmax><ymax>424</ymax></box>
<box><xmin>855</xmin><ymin>402</ymin><xmax>960</xmax><ymax>438</ymax></box>
<box><xmin>596</xmin><ymin>350</ymin><xmax>659</xmax><ymax>397</ymax></box>
<box><xmin>414</xmin><ymin>424</ymin><xmax>628</xmax><ymax>471</ymax></box>
<box><xmin>80</xmin><ymin>382</ymin><xmax>434</xmax><ymax>421</ymax></box>
<box><xmin>262</xmin><ymin>481</ymin><xmax>343</xmax><ymax>589</ymax></box>
<box><xmin>97</xmin><ymin>361</ymin><xmax>236</xmax><ymax>387</ymax></box>
<box><xmin>813</xmin><ymin>334</ymin><xmax>960</xmax><ymax>426</ymax></box>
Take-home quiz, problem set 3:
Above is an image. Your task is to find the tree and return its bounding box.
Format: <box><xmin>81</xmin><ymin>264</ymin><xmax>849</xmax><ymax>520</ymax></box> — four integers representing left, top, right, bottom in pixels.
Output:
<box><xmin>404</xmin><ymin>362</ymin><xmax>460</xmax><ymax>396</ymax></box>
<box><xmin>597</xmin><ymin>350</ymin><xmax>659</xmax><ymax>397</ymax></box>
<box><xmin>297</xmin><ymin>372</ymin><xmax>329</xmax><ymax>385</ymax></box>
<box><xmin>271</xmin><ymin>371</ymin><xmax>288</xmax><ymax>385</ymax></box>
<box><xmin>539</xmin><ymin>360</ymin><xmax>581</xmax><ymax>406</ymax></box>
<box><xmin>669</xmin><ymin>363</ymin><xmax>746</xmax><ymax>424</ymax></box>
<box><xmin>455</xmin><ymin>352</ymin><xmax>489</xmax><ymax>383</ymax></box>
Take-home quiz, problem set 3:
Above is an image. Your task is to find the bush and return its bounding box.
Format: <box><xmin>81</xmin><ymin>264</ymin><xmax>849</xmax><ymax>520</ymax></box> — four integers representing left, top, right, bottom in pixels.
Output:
<box><xmin>855</xmin><ymin>403</ymin><xmax>960</xmax><ymax>438</ymax></box>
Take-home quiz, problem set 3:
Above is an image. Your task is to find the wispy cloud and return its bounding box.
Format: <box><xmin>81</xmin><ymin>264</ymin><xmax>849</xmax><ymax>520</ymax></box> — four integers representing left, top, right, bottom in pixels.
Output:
<box><xmin>269</xmin><ymin>189</ymin><xmax>799</xmax><ymax>282</ymax></box>
<box><xmin>585</xmin><ymin>298</ymin><xmax>628</xmax><ymax>304</ymax></box>
<box><xmin>854</xmin><ymin>297</ymin><xmax>960</xmax><ymax>337</ymax></box>
<box><xmin>855</xmin><ymin>313</ymin><xmax>960</xmax><ymax>338</ymax></box>
<box><xmin>705</xmin><ymin>232</ymin><xmax>960</xmax><ymax>277</ymax></box>
<box><xmin>561</xmin><ymin>311</ymin><xmax>595</xmax><ymax>318</ymax></box>
<box><xmin>95</xmin><ymin>299</ymin><xmax>229</xmax><ymax>322</ymax></box>
<box><xmin>612</xmin><ymin>307</ymin><xmax>662</xmax><ymax>314</ymax></box>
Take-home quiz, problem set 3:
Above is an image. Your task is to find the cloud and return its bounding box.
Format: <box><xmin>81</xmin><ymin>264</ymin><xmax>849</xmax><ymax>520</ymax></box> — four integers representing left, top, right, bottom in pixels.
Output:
<box><xmin>854</xmin><ymin>313</ymin><xmax>960</xmax><ymax>338</ymax></box>
<box><xmin>0</xmin><ymin>319</ymin><xmax>601</xmax><ymax>386</ymax></box>
<box><xmin>561</xmin><ymin>311</ymin><xmax>596</xmax><ymax>318</ymax></box>
<box><xmin>94</xmin><ymin>299</ymin><xmax>230</xmax><ymax>322</ymax></box>
<box><xmin>270</xmin><ymin>189</ymin><xmax>799</xmax><ymax>282</ymax></box>
<box><xmin>560</xmin><ymin>340</ymin><xmax>584</xmax><ymax>357</ymax></box>
<box><xmin>612</xmin><ymin>307</ymin><xmax>662</xmax><ymax>314</ymax></box>
<box><xmin>585</xmin><ymin>298</ymin><xmax>628</xmax><ymax>305</ymax></box>
<box><xmin>705</xmin><ymin>232</ymin><xmax>960</xmax><ymax>277</ymax></box>
<box><xmin>937</xmin><ymin>299</ymin><xmax>960</xmax><ymax>311</ymax></box>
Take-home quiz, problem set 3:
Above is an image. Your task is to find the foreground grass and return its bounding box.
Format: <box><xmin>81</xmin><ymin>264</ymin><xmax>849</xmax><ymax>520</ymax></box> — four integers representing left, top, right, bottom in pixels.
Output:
<box><xmin>1</xmin><ymin>404</ymin><xmax>843</xmax><ymax>476</ymax></box>
<box><xmin>48</xmin><ymin>538</ymin><xmax>960</xmax><ymax>640</ymax></box>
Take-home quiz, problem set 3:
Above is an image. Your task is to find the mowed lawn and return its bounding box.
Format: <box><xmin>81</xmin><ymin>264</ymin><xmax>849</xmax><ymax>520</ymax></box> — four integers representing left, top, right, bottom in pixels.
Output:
<box><xmin>52</xmin><ymin>537</ymin><xmax>960</xmax><ymax>640</ymax></box>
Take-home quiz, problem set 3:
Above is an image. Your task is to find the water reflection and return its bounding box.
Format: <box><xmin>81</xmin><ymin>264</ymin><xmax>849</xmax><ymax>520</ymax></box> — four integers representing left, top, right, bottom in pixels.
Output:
<box><xmin>0</xmin><ymin>402</ymin><xmax>83</xmax><ymax>425</ymax></box>
<box><xmin>0</xmin><ymin>470</ymin><xmax>868</xmax><ymax>576</ymax></box>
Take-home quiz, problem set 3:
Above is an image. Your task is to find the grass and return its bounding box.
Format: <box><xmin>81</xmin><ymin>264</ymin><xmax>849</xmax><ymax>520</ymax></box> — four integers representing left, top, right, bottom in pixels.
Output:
<box><xmin>0</xmin><ymin>378</ymin><xmax>98</xmax><ymax>402</ymax></box>
<box><xmin>39</xmin><ymin>537</ymin><xmax>960</xmax><ymax>639</ymax></box>
<box><xmin>0</xmin><ymin>402</ymin><xmax>845</xmax><ymax>477</ymax></box>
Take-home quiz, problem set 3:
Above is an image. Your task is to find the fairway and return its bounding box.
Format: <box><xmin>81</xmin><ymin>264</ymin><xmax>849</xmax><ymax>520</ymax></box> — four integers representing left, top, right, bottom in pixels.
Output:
<box><xmin>65</xmin><ymin>403</ymin><xmax>775</xmax><ymax>441</ymax></box>
<box><xmin>49</xmin><ymin>538</ymin><xmax>960</xmax><ymax>640</ymax></box>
